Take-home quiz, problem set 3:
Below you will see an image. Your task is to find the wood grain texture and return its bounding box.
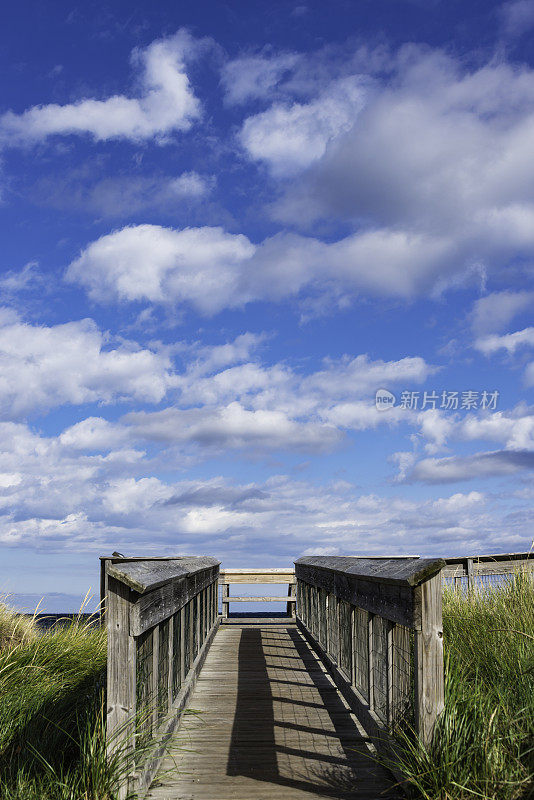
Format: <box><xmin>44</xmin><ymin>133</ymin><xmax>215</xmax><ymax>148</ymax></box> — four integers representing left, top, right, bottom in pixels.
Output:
<box><xmin>108</xmin><ymin>557</ymin><xmax>220</xmax><ymax>594</ymax></box>
<box><xmin>414</xmin><ymin>575</ymin><xmax>444</xmax><ymax>747</ymax></box>
<box><xmin>145</xmin><ymin>624</ymin><xmax>400</xmax><ymax>800</ymax></box>
<box><xmin>130</xmin><ymin>566</ymin><xmax>219</xmax><ymax>635</ymax></box>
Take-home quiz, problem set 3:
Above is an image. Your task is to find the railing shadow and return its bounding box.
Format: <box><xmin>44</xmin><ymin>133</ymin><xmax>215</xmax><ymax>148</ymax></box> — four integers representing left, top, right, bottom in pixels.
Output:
<box><xmin>226</xmin><ymin>626</ymin><xmax>398</xmax><ymax>798</ymax></box>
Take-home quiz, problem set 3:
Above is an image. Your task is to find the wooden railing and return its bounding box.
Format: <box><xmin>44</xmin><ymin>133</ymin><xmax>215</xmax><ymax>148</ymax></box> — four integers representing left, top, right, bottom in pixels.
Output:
<box><xmin>442</xmin><ymin>551</ymin><xmax>533</xmax><ymax>590</ymax></box>
<box><xmin>101</xmin><ymin>555</ymin><xmax>220</xmax><ymax>800</ymax></box>
<box><xmin>219</xmin><ymin>568</ymin><xmax>295</xmax><ymax>620</ymax></box>
<box><xmin>294</xmin><ymin>556</ymin><xmax>445</xmax><ymax>749</ymax></box>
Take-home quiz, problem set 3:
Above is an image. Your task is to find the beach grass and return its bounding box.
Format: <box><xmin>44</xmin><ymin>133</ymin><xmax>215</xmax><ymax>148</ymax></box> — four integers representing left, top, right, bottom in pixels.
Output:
<box><xmin>388</xmin><ymin>570</ymin><xmax>534</xmax><ymax>799</ymax></box>
<box><xmin>0</xmin><ymin>600</ymin><xmax>117</xmax><ymax>800</ymax></box>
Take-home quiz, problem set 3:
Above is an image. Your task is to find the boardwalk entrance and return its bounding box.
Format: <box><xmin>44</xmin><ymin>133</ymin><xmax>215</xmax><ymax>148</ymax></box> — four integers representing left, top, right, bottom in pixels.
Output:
<box><xmin>146</xmin><ymin>622</ymin><xmax>398</xmax><ymax>800</ymax></box>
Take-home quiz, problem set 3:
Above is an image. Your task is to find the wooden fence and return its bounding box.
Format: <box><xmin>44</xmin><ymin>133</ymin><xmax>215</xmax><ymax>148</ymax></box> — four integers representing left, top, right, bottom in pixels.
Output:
<box><xmin>219</xmin><ymin>568</ymin><xmax>296</xmax><ymax>620</ymax></box>
<box><xmin>102</xmin><ymin>555</ymin><xmax>220</xmax><ymax>800</ymax></box>
<box><xmin>442</xmin><ymin>551</ymin><xmax>533</xmax><ymax>590</ymax></box>
<box><xmin>294</xmin><ymin>556</ymin><xmax>445</xmax><ymax>749</ymax></box>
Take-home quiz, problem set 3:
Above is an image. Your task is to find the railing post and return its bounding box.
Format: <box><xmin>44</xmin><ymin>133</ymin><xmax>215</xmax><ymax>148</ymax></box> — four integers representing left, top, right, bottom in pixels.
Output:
<box><xmin>222</xmin><ymin>582</ymin><xmax>229</xmax><ymax>618</ymax></box>
<box><xmin>414</xmin><ymin>573</ymin><xmax>444</xmax><ymax>747</ymax></box>
<box><xmin>106</xmin><ymin>574</ymin><xmax>136</xmax><ymax>800</ymax></box>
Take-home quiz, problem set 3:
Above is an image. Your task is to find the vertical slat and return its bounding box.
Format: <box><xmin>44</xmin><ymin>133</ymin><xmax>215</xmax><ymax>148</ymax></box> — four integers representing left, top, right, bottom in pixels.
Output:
<box><xmin>414</xmin><ymin>574</ymin><xmax>444</xmax><ymax>747</ymax></box>
<box><xmin>372</xmin><ymin>615</ymin><xmax>389</xmax><ymax>721</ymax></box>
<box><xmin>167</xmin><ymin>614</ymin><xmax>174</xmax><ymax>712</ymax></box>
<box><xmin>106</xmin><ymin>575</ymin><xmax>136</xmax><ymax>800</ymax></box>
<box><xmin>151</xmin><ymin>623</ymin><xmax>160</xmax><ymax>731</ymax></box>
<box><xmin>180</xmin><ymin>605</ymin><xmax>186</xmax><ymax>686</ymax></box>
<box><xmin>172</xmin><ymin>609</ymin><xmax>181</xmax><ymax>702</ymax></box>
<box><xmin>368</xmin><ymin>613</ymin><xmax>374</xmax><ymax>713</ymax></box>
<box><xmin>390</xmin><ymin>623</ymin><xmax>412</xmax><ymax>728</ymax></box>
<box><xmin>353</xmin><ymin>607</ymin><xmax>370</xmax><ymax>702</ymax></box>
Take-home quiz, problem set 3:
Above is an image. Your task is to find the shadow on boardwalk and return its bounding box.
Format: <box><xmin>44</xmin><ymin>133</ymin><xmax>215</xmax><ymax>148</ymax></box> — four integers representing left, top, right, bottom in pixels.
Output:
<box><xmin>147</xmin><ymin>624</ymin><xmax>399</xmax><ymax>800</ymax></box>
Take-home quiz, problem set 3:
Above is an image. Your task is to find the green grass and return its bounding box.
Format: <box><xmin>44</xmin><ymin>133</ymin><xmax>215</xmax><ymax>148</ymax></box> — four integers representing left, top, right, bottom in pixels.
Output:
<box><xmin>389</xmin><ymin>571</ymin><xmax>534</xmax><ymax>800</ymax></box>
<box><xmin>0</xmin><ymin>602</ymin><xmax>119</xmax><ymax>800</ymax></box>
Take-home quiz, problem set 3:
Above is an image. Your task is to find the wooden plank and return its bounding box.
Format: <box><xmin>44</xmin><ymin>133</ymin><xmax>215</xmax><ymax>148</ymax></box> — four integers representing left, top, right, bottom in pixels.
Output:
<box><xmin>146</xmin><ymin>623</ymin><xmax>399</xmax><ymax>800</ymax></box>
<box><xmin>219</xmin><ymin>569</ymin><xmax>295</xmax><ymax>585</ymax></box>
<box><xmin>414</xmin><ymin>574</ymin><xmax>444</xmax><ymax>747</ymax></box>
<box><xmin>135</xmin><ymin>617</ymin><xmax>220</xmax><ymax>799</ymax></box>
<box><xmin>226</xmin><ymin>595</ymin><xmax>297</xmax><ymax>602</ymax></box>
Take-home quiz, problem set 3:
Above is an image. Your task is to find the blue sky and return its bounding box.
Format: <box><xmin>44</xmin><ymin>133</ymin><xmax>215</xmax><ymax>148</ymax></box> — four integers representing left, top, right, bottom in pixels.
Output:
<box><xmin>0</xmin><ymin>0</ymin><xmax>533</xmax><ymax>611</ymax></box>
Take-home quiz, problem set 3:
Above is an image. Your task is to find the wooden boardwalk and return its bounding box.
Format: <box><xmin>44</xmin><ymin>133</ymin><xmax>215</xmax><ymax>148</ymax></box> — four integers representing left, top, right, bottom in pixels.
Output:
<box><xmin>146</xmin><ymin>623</ymin><xmax>399</xmax><ymax>800</ymax></box>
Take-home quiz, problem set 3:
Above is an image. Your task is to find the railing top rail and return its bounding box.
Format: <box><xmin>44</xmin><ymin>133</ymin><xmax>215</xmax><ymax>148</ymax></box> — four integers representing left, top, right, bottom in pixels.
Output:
<box><xmin>295</xmin><ymin>555</ymin><xmax>445</xmax><ymax>587</ymax></box>
<box><xmin>106</xmin><ymin>556</ymin><xmax>220</xmax><ymax>594</ymax></box>
<box><xmin>220</xmin><ymin>568</ymin><xmax>294</xmax><ymax>574</ymax></box>
<box><xmin>443</xmin><ymin>551</ymin><xmax>532</xmax><ymax>564</ymax></box>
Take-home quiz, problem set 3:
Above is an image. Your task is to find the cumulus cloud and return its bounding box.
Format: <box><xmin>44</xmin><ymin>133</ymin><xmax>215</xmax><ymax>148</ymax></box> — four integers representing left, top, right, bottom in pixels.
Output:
<box><xmin>66</xmin><ymin>225</ymin><xmax>255</xmax><ymax>313</ymax></box>
<box><xmin>0</xmin><ymin>422</ymin><xmax>529</xmax><ymax>557</ymax></box>
<box><xmin>229</xmin><ymin>48</ymin><xmax>534</xmax><ymax>296</ymax></box>
<box><xmin>0</xmin><ymin>312</ymin><xmax>176</xmax><ymax>417</ymax></box>
<box><xmin>474</xmin><ymin>327</ymin><xmax>534</xmax><ymax>355</ymax></box>
<box><xmin>0</xmin><ymin>30</ymin><xmax>204</xmax><ymax>145</ymax></box>
<box><xmin>67</xmin><ymin>222</ymin><xmax>463</xmax><ymax>312</ymax></box>
<box><xmin>240</xmin><ymin>76</ymin><xmax>367</xmax><ymax>176</ymax></box>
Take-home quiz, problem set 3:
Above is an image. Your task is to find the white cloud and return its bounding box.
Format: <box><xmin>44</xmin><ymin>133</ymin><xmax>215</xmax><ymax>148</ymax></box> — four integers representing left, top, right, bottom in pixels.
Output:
<box><xmin>221</xmin><ymin>52</ymin><xmax>301</xmax><ymax>105</ymax></box>
<box><xmin>66</xmin><ymin>225</ymin><xmax>255</xmax><ymax>313</ymax></box>
<box><xmin>168</xmin><ymin>171</ymin><xmax>214</xmax><ymax>198</ymax></box>
<box><xmin>474</xmin><ymin>327</ymin><xmax>534</xmax><ymax>355</ymax></box>
<box><xmin>240</xmin><ymin>77</ymin><xmax>367</xmax><ymax>176</ymax></box>
<box><xmin>0</xmin><ymin>30</ymin><xmax>204</xmax><ymax>145</ymax></box>
<box><xmin>0</xmin><ymin>312</ymin><xmax>176</xmax><ymax>417</ymax></box>
<box><xmin>124</xmin><ymin>402</ymin><xmax>342</xmax><ymax>453</ymax></box>
<box><xmin>471</xmin><ymin>290</ymin><xmax>534</xmax><ymax>335</ymax></box>
<box><xmin>0</xmin><ymin>422</ymin><xmax>530</xmax><ymax>557</ymax></box>
<box><xmin>406</xmin><ymin>449</ymin><xmax>534</xmax><ymax>483</ymax></box>
<box><xmin>68</xmin><ymin>222</ymin><xmax>462</xmax><ymax>313</ymax></box>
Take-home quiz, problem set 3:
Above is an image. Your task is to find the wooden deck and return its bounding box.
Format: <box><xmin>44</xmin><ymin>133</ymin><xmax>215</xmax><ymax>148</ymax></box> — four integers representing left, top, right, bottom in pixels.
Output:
<box><xmin>146</xmin><ymin>623</ymin><xmax>399</xmax><ymax>800</ymax></box>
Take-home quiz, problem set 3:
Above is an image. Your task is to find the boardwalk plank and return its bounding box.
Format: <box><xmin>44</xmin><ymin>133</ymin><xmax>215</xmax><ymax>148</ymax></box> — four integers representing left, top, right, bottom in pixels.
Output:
<box><xmin>146</xmin><ymin>625</ymin><xmax>400</xmax><ymax>800</ymax></box>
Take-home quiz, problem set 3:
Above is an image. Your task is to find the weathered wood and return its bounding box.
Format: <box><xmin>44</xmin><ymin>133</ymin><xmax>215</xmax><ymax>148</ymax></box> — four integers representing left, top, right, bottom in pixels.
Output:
<box><xmin>146</xmin><ymin>624</ymin><xmax>400</xmax><ymax>800</ymax></box>
<box><xmin>466</xmin><ymin>558</ymin><xmax>474</xmax><ymax>592</ymax></box>
<box><xmin>108</xmin><ymin>556</ymin><xmax>220</xmax><ymax>594</ymax></box>
<box><xmin>129</xmin><ymin>565</ymin><xmax>219</xmax><ymax>635</ymax></box>
<box><xmin>135</xmin><ymin>615</ymin><xmax>220</xmax><ymax>799</ymax></box>
<box><xmin>106</xmin><ymin>576</ymin><xmax>136</xmax><ymax>800</ymax></box>
<box><xmin>295</xmin><ymin>556</ymin><xmax>445</xmax><ymax>587</ymax></box>
<box><xmin>222</xmin><ymin>582</ymin><xmax>229</xmax><ymax>619</ymax></box>
<box><xmin>441</xmin><ymin>552</ymin><xmax>533</xmax><ymax>579</ymax></box>
<box><xmin>219</xmin><ymin>568</ymin><xmax>295</xmax><ymax>584</ymax></box>
<box><xmin>414</xmin><ymin>574</ymin><xmax>444</xmax><ymax>746</ymax></box>
<box><xmin>297</xmin><ymin>568</ymin><xmax>417</xmax><ymax>627</ymax></box>
<box><xmin>226</xmin><ymin>595</ymin><xmax>297</xmax><ymax>602</ymax></box>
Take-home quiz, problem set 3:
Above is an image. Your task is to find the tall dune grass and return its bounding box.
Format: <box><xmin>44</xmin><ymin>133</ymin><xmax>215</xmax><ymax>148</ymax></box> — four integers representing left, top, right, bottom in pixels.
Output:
<box><xmin>0</xmin><ymin>601</ymin><xmax>117</xmax><ymax>800</ymax></box>
<box><xmin>390</xmin><ymin>571</ymin><xmax>534</xmax><ymax>799</ymax></box>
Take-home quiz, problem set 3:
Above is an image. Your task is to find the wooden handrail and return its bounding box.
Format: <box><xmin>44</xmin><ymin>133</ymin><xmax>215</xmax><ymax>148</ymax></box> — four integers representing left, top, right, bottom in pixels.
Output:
<box><xmin>102</xmin><ymin>555</ymin><xmax>220</xmax><ymax>800</ymax></box>
<box><xmin>294</xmin><ymin>556</ymin><xmax>445</xmax><ymax>751</ymax></box>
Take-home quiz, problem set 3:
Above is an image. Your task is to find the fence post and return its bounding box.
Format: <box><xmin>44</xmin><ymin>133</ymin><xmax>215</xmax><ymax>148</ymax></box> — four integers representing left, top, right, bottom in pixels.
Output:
<box><xmin>414</xmin><ymin>573</ymin><xmax>444</xmax><ymax>747</ymax></box>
